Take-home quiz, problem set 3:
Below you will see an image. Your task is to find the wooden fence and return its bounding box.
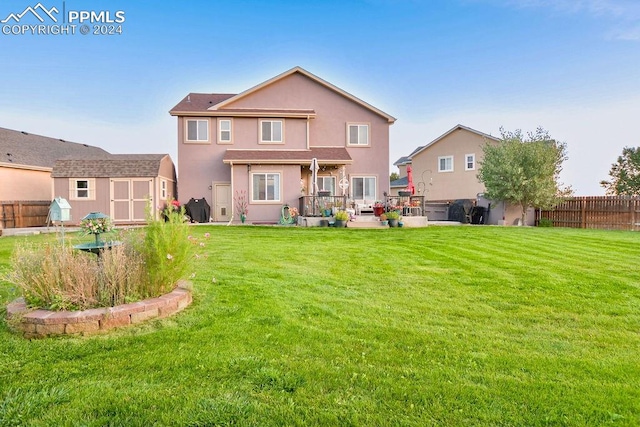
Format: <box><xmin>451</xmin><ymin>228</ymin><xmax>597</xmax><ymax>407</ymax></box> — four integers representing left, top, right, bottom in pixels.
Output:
<box><xmin>538</xmin><ymin>196</ymin><xmax>640</xmax><ymax>231</ymax></box>
<box><xmin>0</xmin><ymin>201</ymin><xmax>51</xmax><ymax>229</ymax></box>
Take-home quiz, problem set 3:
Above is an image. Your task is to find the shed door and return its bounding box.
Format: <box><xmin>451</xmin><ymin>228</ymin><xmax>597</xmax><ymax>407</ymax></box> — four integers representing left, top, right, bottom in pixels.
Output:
<box><xmin>110</xmin><ymin>179</ymin><xmax>153</xmax><ymax>222</ymax></box>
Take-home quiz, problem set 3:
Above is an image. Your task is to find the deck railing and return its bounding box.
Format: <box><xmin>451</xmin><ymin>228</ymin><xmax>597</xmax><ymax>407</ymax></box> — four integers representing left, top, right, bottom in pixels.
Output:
<box><xmin>299</xmin><ymin>195</ymin><xmax>348</xmax><ymax>217</ymax></box>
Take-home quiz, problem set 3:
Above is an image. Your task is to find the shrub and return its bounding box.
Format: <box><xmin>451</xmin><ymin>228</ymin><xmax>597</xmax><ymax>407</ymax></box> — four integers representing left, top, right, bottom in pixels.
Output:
<box><xmin>4</xmin><ymin>205</ymin><xmax>195</xmax><ymax>311</ymax></box>
<box><xmin>538</xmin><ymin>218</ymin><xmax>554</xmax><ymax>227</ymax></box>
<box><xmin>335</xmin><ymin>210</ymin><xmax>349</xmax><ymax>221</ymax></box>
<box><xmin>385</xmin><ymin>210</ymin><xmax>400</xmax><ymax>220</ymax></box>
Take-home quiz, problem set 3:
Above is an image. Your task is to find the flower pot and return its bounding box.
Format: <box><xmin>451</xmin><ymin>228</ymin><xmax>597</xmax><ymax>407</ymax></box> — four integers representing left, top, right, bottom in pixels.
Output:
<box><xmin>398</xmin><ymin>191</ymin><xmax>411</xmax><ymax>196</ymax></box>
<box><xmin>319</xmin><ymin>219</ymin><xmax>329</xmax><ymax>227</ymax></box>
<box><xmin>323</xmin><ymin>209</ymin><xmax>332</xmax><ymax>217</ymax></box>
<box><xmin>240</xmin><ymin>214</ymin><xmax>246</xmax><ymax>224</ymax></box>
<box><xmin>380</xmin><ymin>220</ymin><xmax>389</xmax><ymax>226</ymax></box>
<box><xmin>334</xmin><ymin>219</ymin><xmax>347</xmax><ymax>228</ymax></box>
<box><xmin>388</xmin><ymin>219</ymin><xmax>398</xmax><ymax>227</ymax></box>
<box><xmin>318</xmin><ymin>191</ymin><xmax>330</xmax><ymax>197</ymax></box>
<box><xmin>398</xmin><ymin>221</ymin><xmax>404</xmax><ymax>228</ymax></box>
<box><xmin>373</xmin><ymin>206</ymin><xmax>384</xmax><ymax>217</ymax></box>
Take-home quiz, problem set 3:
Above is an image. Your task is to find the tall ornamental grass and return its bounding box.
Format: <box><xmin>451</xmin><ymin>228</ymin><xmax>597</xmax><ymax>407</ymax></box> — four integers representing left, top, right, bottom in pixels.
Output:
<box><xmin>4</xmin><ymin>207</ymin><xmax>194</xmax><ymax>311</ymax></box>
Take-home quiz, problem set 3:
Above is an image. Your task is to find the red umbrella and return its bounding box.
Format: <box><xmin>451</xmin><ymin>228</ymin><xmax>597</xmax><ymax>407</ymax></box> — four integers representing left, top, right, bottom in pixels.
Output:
<box><xmin>406</xmin><ymin>165</ymin><xmax>415</xmax><ymax>195</ymax></box>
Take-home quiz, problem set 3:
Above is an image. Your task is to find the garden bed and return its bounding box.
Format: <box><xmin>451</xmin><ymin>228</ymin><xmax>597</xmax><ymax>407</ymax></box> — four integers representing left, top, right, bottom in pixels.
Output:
<box><xmin>6</xmin><ymin>283</ymin><xmax>192</xmax><ymax>338</ymax></box>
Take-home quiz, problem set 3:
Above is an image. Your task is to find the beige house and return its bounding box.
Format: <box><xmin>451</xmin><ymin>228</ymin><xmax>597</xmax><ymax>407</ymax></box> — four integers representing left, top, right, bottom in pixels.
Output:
<box><xmin>0</xmin><ymin>127</ymin><xmax>109</xmax><ymax>203</ymax></box>
<box><xmin>394</xmin><ymin>124</ymin><xmax>535</xmax><ymax>225</ymax></box>
<box><xmin>407</xmin><ymin>124</ymin><xmax>499</xmax><ymax>201</ymax></box>
<box><xmin>52</xmin><ymin>155</ymin><xmax>176</xmax><ymax>224</ymax></box>
<box><xmin>170</xmin><ymin>66</ymin><xmax>396</xmax><ymax>223</ymax></box>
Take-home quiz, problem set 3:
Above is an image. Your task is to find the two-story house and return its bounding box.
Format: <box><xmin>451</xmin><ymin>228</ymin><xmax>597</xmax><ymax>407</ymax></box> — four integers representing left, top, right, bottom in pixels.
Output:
<box><xmin>170</xmin><ymin>67</ymin><xmax>396</xmax><ymax>223</ymax></box>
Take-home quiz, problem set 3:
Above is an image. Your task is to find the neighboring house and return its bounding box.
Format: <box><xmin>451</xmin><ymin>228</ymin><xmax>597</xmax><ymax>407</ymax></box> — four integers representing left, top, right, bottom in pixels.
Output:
<box><xmin>394</xmin><ymin>124</ymin><xmax>534</xmax><ymax>225</ymax></box>
<box><xmin>170</xmin><ymin>66</ymin><xmax>396</xmax><ymax>223</ymax></box>
<box><xmin>52</xmin><ymin>154</ymin><xmax>176</xmax><ymax>224</ymax></box>
<box><xmin>0</xmin><ymin>127</ymin><xmax>109</xmax><ymax>203</ymax></box>
<box><xmin>390</xmin><ymin>145</ymin><xmax>423</xmax><ymax>196</ymax></box>
<box><xmin>401</xmin><ymin>124</ymin><xmax>499</xmax><ymax>201</ymax></box>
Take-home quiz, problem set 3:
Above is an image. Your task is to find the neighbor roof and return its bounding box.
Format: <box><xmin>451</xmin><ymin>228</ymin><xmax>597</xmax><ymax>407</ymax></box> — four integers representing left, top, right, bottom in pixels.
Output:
<box><xmin>170</xmin><ymin>67</ymin><xmax>396</xmax><ymax>123</ymax></box>
<box><xmin>0</xmin><ymin>127</ymin><xmax>110</xmax><ymax>169</ymax></box>
<box><xmin>52</xmin><ymin>154</ymin><xmax>170</xmax><ymax>178</ymax></box>
<box><xmin>222</xmin><ymin>147</ymin><xmax>352</xmax><ymax>165</ymax></box>
<box><xmin>409</xmin><ymin>124</ymin><xmax>500</xmax><ymax>159</ymax></box>
<box><xmin>390</xmin><ymin>176</ymin><xmax>409</xmax><ymax>188</ymax></box>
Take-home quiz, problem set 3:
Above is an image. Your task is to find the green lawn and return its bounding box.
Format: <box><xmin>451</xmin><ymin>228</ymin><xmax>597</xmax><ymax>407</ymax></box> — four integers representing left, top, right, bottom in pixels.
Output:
<box><xmin>1</xmin><ymin>226</ymin><xmax>639</xmax><ymax>426</ymax></box>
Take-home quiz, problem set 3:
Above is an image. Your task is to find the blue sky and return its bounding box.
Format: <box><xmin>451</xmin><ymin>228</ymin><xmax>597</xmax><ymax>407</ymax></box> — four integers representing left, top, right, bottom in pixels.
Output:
<box><xmin>1</xmin><ymin>0</ymin><xmax>639</xmax><ymax>195</ymax></box>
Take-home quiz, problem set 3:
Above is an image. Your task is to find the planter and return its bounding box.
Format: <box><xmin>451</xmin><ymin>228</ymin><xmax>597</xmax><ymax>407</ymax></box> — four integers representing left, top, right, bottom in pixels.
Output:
<box><xmin>380</xmin><ymin>220</ymin><xmax>389</xmax><ymax>226</ymax></box>
<box><xmin>319</xmin><ymin>219</ymin><xmax>329</xmax><ymax>227</ymax></box>
<box><xmin>6</xmin><ymin>284</ymin><xmax>192</xmax><ymax>338</ymax></box>
<box><xmin>398</xmin><ymin>191</ymin><xmax>412</xmax><ymax>196</ymax></box>
<box><xmin>334</xmin><ymin>219</ymin><xmax>347</xmax><ymax>228</ymax></box>
<box><xmin>373</xmin><ymin>206</ymin><xmax>385</xmax><ymax>217</ymax></box>
<box><xmin>240</xmin><ymin>214</ymin><xmax>246</xmax><ymax>224</ymax></box>
<box><xmin>398</xmin><ymin>221</ymin><xmax>404</xmax><ymax>228</ymax></box>
<box><xmin>317</xmin><ymin>191</ymin><xmax>330</xmax><ymax>197</ymax></box>
<box><xmin>323</xmin><ymin>209</ymin><xmax>332</xmax><ymax>217</ymax></box>
<box><xmin>388</xmin><ymin>219</ymin><xmax>398</xmax><ymax>227</ymax></box>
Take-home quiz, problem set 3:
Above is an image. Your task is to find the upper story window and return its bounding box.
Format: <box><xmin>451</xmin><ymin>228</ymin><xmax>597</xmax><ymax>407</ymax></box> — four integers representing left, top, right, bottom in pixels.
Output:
<box><xmin>252</xmin><ymin>172</ymin><xmax>281</xmax><ymax>202</ymax></box>
<box><xmin>186</xmin><ymin>119</ymin><xmax>209</xmax><ymax>142</ymax></box>
<box><xmin>71</xmin><ymin>178</ymin><xmax>95</xmax><ymax>200</ymax></box>
<box><xmin>465</xmin><ymin>154</ymin><xmax>476</xmax><ymax>171</ymax></box>
<box><xmin>351</xmin><ymin>176</ymin><xmax>376</xmax><ymax>200</ymax></box>
<box><xmin>218</xmin><ymin>119</ymin><xmax>232</xmax><ymax>144</ymax></box>
<box><xmin>260</xmin><ymin>120</ymin><xmax>283</xmax><ymax>144</ymax></box>
<box><xmin>347</xmin><ymin>123</ymin><xmax>369</xmax><ymax>146</ymax></box>
<box><xmin>438</xmin><ymin>156</ymin><xmax>454</xmax><ymax>172</ymax></box>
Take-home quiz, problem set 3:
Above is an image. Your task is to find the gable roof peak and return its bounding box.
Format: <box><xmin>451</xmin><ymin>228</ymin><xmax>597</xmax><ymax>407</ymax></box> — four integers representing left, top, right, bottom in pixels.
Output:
<box><xmin>210</xmin><ymin>66</ymin><xmax>396</xmax><ymax>123</ymax></box>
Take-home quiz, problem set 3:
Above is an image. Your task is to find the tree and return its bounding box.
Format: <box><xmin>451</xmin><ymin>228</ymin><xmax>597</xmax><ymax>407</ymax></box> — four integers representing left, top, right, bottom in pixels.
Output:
<box><xmin>477</xmin><ymin>127</ymin><xmax>572</xmax><ymax>224</ymax></box>
<box><xmin>389</xmin><ymin>172</ymin><xmax>400</xmax><ymax>182</ymax></box>
<box><xmin>600</xmin><ymin>147</ymin><xmax>640</xmax><ymax>195</ymax></box>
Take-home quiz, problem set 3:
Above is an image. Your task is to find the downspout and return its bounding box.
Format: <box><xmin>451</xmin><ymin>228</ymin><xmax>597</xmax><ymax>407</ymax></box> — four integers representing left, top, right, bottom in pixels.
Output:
<box><xmin>226</xmin><ymin>161</ymin><xmax>234</xmax><ymax>226</ymax></box>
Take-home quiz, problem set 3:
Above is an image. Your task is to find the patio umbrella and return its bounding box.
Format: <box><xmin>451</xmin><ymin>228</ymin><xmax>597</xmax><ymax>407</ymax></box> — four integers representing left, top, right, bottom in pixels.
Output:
<box><xmin>310</xmin><ymin>157</ymin><xmax>319</xmax><ymax>195</ymax></box>
<box><xmin>407</xmin><ymin>165</ymin><xmax>415</xmax><ymax>195</ymax></box>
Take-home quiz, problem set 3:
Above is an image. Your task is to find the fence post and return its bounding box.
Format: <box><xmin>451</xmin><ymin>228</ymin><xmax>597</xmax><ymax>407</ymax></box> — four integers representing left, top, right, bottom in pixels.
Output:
<box><xmin>580</xmin><ymin>197</ymin><xmax>586</xmax><ymax>229</ymax></box>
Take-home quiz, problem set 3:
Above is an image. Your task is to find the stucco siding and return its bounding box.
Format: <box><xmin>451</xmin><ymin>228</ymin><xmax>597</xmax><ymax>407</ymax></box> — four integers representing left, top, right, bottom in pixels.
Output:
<box><xmin>412</xmin><ymin>128</ymin><xmax>491</xmax><ymax>201</ymax></box>
<box><xmin>0</xmin><ymin>167</ymin><xmax>52</xmax><ymax>201</ymax></box>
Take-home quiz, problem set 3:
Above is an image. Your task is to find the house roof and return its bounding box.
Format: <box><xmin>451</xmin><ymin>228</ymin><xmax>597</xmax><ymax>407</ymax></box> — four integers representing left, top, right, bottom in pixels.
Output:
<box><xmin>222</xmin><ymin>147</ymin><xmax>352</xmax><ymax>165</ymax></box>
<box><xmin>170</xmin><ymin>67</ymin><xmax>396</xmax><ymax>123</ymax></box>
<box><xmin>408</xmin><ymin>124</ymin><xmax>500</xmax><ymax>159</ymax></box>
<box><xmin>0</xmin><ymin>127</ymin><xmax>110</xmax><ymax>170</ymax></box>
<box><xmin>390</xmin><ymin>176</ymin><xmax>408</xmax><ymax>188</ymax></box>
<box><xmin>52</xmin><ymin>154</ymin><xmax>171</xmax><ymax>178</ymax></box>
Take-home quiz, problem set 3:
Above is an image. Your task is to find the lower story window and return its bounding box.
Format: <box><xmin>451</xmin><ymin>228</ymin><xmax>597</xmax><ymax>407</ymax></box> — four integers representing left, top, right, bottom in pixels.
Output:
<box><xmin>252</xmin><ymin>172</ymin><xmax>281</xmax><ymax>202</ymax></box>
<box><xmin>317</xmin><ymin>176</ymin><xmax>336</xmax><ymax>195</ymax></box>
<box><xmin>351</xmin><ymin>176</ymin><xmax>376</xmax><ymax>200</ymax></box>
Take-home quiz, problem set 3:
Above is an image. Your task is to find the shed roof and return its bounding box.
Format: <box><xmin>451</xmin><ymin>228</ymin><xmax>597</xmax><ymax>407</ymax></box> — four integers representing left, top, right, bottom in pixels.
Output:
<box><xmin>52</xmin><ymin>154</ymin><xmax>171</xmax><ymax>178</ymax></box>
<box><xmin>0</xmin><ymin>127</ymin><xmax>110</xmax><ymax>169</ymax></box>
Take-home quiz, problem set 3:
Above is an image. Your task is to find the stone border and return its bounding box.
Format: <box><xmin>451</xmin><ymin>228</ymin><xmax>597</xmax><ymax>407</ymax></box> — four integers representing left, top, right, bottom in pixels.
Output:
<box><xmin>6</xmin><ymin>287</ymin><xmax>192</xmax><ymax>338</ymax></box>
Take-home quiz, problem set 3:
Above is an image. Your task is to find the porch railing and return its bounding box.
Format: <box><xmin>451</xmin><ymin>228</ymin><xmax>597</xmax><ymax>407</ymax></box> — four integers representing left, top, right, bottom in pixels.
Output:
<box><xmin>299</xmin><ymin>195</ymin><xmax>348</xmax><ymax>217</ymax></box>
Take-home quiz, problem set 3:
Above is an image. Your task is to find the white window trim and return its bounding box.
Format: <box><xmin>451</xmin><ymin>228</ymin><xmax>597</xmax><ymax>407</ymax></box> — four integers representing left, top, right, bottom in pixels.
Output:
<box><xmin>251</xmin><ymin>171</ymin><xmax>282</xmax><ymax>203</ymax></box>
<box><xmin>351</xmin><ymin>175</ymin><xmax>377</xmax><ymax>200</ymax></box>
<box><xmin>465</xmin><ymin>153</ymin><xmax>476</xmax><ymax>171</ymax></box>
<box><xmin>218</xmin><ymin>118</ymin><xmax>233</xmax><ymax>144</ymax></box>
<box><xmin>317</xmin><ymin>176</ymin><xmax>336</xmax><ymax>195</ymax></box>
<box><xmin>185</xmin><ymin>118</ymin><xmax>210</xmax><ymax>143</ymax></box>
<box><xmin>346</xmin><ymin>123</ymin><xmax>370</xmax><ymax>146</ymax></box>
<box><xmin>438</xmin><ymin>155</ymin><xmax>454</xmax><ymax>173</ymax></box>
<box><xmin>70</xmin><ymin>178</ymin><xmax>96</xmax><ymax>201</ymax></box>
<box><xmin>161</xmin><ymin>179</ymin><xmax>167</xmax><ymax>199</ymax></box>
<box><xmin>259</xmin><ymin>119</ymin><xmax>284</xmax><ymax>144</ymax></box>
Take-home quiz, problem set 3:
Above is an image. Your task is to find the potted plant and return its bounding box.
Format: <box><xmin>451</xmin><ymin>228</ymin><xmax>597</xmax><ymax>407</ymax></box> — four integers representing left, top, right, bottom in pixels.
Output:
<box><xmin>234</xmin><ymin>190</ymin><xmax>249</xmax><ymax>223</ymax></box>
<box><xmin>379</xmin><ymin>213</ymin><xmax>388</xmax><ymax>226</ymax></box>
<box><xmin>334</xmin><ymin>210</ymin><xmax>349</xmax><ymax>227</ymax></box>
<box><xmin>373</xmin><ymin>202</ymin><xmax>385</xmax><ymax>217</ymax></box>
<box><xmin>386</xmin><ymin>210</ymin><xmax>400</xmax><ymax>227</ymax></box>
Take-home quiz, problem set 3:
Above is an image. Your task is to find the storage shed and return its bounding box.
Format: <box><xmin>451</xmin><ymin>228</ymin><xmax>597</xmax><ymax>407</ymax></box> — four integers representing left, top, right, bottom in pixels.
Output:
<box><xmin>52</xmin><ymin>154</ymin><xmax>177</xmax><ymax>224</ymax></box>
